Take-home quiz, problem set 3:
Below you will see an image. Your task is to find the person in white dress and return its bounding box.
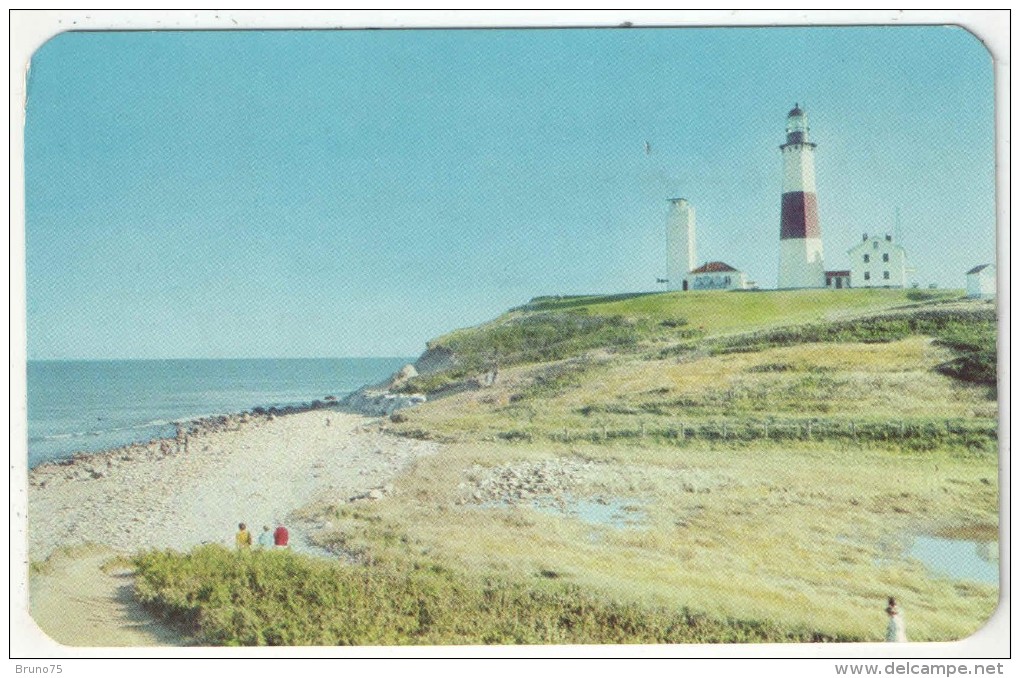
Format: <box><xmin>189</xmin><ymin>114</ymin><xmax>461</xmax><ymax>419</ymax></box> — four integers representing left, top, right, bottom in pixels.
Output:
<box><xmin>886</xmin><ymin>597</ymin><xmax>907</xmax><ymax>642</ymax></box>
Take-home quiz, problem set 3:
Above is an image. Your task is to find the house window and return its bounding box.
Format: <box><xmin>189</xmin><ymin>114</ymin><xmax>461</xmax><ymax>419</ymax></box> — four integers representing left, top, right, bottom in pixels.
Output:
<box><xmin>873</xmin><ymin>241</ymin><xmax>879</xmax><ymax>250</ymax></box>
<box><xmin>864</xmin><ymin>272</ymin><xmax>871</xmax><ymax>281</ymax></box>
<box><xmin>883</xmin><ymin>271</ymin><xmax>890</xmax><ymax>280</ymax></box>
<box><xmin>863</xmin><ymin>254</ymin><xmax>870</xmax><ymax>263</ymax></box>
<box><xmin>883</xmin><ymin>253</ymin><xmax>889</xmax><ymax>262</ymax></box>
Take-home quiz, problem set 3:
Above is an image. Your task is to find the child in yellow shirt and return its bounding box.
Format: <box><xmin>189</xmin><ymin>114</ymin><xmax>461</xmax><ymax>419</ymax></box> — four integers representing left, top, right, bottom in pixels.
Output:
<box><xmin>236</xmin><ymin>522</ymin><xmax>253</xmax><ymax>549</ymax></box>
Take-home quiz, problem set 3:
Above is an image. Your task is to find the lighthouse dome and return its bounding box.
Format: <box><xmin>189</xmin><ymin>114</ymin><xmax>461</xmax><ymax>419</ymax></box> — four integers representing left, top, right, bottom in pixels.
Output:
<box><xmin>785</xmin><ymin>103</ymin><xmax>809</xmax><ymax>141</ymax></box>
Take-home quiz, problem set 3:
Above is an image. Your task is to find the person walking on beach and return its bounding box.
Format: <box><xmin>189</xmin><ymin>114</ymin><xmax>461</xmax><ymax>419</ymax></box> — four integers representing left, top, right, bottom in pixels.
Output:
<box><xmin>235</xmin><ymin>523</ymin><xmax>253</xmax><ymax>550</ymax></box>
<box><xmin>274</xmin><ymin>521</ymin><xmax>289</xmax><ymax>548</ymax></box>
<box><xmin>257</xmin><ymin>525</ymin><xmax>274</xmax><ymax>549</ymax></box>
<box><xmin>885</xmin><ymin>597</ymin><xmax>907</xmax><ymax>642</ymax></box>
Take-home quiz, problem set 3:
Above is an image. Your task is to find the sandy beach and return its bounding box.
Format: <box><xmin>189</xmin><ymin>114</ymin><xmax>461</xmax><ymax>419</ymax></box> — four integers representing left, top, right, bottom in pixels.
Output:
<box><xmin>27</xmin><ymin>410</ymin><xmax>440</xmax><ymax>562</ymax></box>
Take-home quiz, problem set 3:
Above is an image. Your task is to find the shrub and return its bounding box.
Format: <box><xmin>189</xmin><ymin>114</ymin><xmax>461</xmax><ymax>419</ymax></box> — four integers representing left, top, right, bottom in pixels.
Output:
<box><xmin>132</xmin><ymin>545</ymin><xmax>858</xmax><ymax>645</ymax></box>
<box><xmin>710</xmin><ymin>307</ymin><xmax>997</xmax><ymax>387</ymax></box>
<box><xmin>434</xmin><ymin>312</ymin><xmax>672</xmax><ymax>373</ymax></box>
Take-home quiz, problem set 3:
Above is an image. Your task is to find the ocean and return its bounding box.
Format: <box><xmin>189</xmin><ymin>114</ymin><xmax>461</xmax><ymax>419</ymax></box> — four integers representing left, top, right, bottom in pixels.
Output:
<box><xmin>25</xmin><ymin>358</ymin><xmax>412</xmax><ymax>469</ymax></box>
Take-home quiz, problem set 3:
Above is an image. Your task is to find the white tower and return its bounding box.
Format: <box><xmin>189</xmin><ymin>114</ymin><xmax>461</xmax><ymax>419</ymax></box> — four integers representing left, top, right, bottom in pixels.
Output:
<box><xmin>777</xmin><ymin>104</ymin><xmax>825</xmax><ymax>289</ymax></box>
<box><xmin>666</xmin><ymin>198</ymin><xmax>696</xmax><ymax>291</ymax></box>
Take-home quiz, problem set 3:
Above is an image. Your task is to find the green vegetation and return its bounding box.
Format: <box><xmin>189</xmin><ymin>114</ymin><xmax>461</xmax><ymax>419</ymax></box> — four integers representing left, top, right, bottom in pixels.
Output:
<box><xmin>297</xmin><ymin>437</ymin><xmax>997</xmax><ymax>643</ymax></box>
<box><xmin>30</xmin><ymin>542</ymin><xmax>114</xmax><ymax>575</ymax></box>
<box><xmin>131</xmin><ymin>288</ymin><xmax>999</xmax><ymax>645</ymax></box>
<box><xmin>366</xmin><ymin>290</ymin><xmax>998</xmax><ymax>643</ymax></box>
<box><xmin>391</xmin><ymin>335</ymin><xmax>997</xmax><ymax>451</ymax></box>
<box><xmin>409</xmin><ymin>312</ymin><xmax>696</xmax><ymax>382</ymax></box>
<box><xmin>404</xmin><ymin>289</ymin><xmax>986</xmax><ymax>396</ymax></box>
<box><xmin>133</xmin><ymin>545</ymin><xmax>856</xmax><ymax>645</ymax></box>
<box><xmin>708</xmin><ymin>306</ymin><xmax>997</xmax><ymax>387</ymax></box>
<box><xmin>932</xmin><ymin>321</ymin><xmax>998</xmax><ymax>386</ymax></box>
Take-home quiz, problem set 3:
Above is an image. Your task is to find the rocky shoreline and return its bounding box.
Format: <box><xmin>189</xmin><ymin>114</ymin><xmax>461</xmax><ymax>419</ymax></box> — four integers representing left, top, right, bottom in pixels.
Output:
<box><xmin>24</xmin><ymin>358</ymin><xmax>446</xmax><ymax>562</ymax></box>
<box><xmin>26</xmin><ymin>408</ymin><xmax>441</xmax><ymax>562</ymax></box>
<box><xmin>30</xmin><ymin>404</ymin><xmax>327</xmax><ymax>487</ymax></box>
<box><xmin>338</xmin><ymin>362</ymin><xmax>430</xmax><ymax>416</ymax></box>
<box><xmin>29</xmin><ymin>358</ymin><xmax>434</xmax><ymax>487</ymax></box>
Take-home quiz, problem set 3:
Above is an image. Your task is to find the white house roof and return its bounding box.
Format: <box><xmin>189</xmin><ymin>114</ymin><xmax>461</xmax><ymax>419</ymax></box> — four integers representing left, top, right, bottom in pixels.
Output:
<box><xmin>847</xmin><ymin>237</ymin><xmax>906</xmax><ymax>255</ymax></box>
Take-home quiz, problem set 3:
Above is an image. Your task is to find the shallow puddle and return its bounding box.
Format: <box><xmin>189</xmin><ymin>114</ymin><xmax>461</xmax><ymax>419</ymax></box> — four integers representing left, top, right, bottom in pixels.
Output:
<box><xmin>531</xmin><ymin>495</ymin><xmax>647</xmax><ymax>529</ymax></box>
<box><xmin>909</xmin><ymin>535</ymin><xmax>998</xmax><ymax>585</ymax></box>
<box><xmin>480</xmin><ymin>494</ymin><xmax>647</xmax><ymax>529</ymax></box>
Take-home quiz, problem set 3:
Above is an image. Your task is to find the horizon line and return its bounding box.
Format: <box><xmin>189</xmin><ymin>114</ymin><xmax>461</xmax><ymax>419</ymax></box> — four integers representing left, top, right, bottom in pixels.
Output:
<box><xmin>25</xmin><ymin>356</ymin><xmax>419</xmax><ymax>363</ymax></box>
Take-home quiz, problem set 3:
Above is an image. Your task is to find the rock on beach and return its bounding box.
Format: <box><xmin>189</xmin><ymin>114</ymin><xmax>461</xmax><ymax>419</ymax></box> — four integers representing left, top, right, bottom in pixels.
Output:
<box><xmin>27</xmin><ymin>410</ymin><xmax>439</xmax><ymax>562</ymax></box>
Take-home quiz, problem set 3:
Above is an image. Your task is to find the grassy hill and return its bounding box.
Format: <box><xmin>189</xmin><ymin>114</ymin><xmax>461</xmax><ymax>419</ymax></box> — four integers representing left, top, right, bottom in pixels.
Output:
<box><xmin>402</xmin><ymin>288</ymin><xmax>988</xmax><ymax>388</ymax></box>
<box><xmin>398</xmin><ymin>289</ymin><xmax>995</xmax><ymax>435</ymax></box>
<box><xmin>136</xmin><ymin>288</ymin><xmax>1000</xmax><ymax>645</ymax></box>
<box><xmin>380</xmin><ymin>289</ymin><xmax>999</xmax><ymax>641</ymax></box>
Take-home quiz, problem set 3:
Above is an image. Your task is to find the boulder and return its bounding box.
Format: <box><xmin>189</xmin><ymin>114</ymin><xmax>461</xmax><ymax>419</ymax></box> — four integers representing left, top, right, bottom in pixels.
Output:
<box><xmin>391</xmin><ymin>363</ymin><xmax>418</xmax><ymax>385</ymax></box>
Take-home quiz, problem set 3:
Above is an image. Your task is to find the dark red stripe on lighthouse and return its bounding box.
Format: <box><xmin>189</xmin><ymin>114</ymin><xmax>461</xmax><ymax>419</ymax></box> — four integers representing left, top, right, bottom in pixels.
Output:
<box><xmin>780</xmin><ymin>191</ymin><xmax>820</xmax><ymax>239</ymax></box>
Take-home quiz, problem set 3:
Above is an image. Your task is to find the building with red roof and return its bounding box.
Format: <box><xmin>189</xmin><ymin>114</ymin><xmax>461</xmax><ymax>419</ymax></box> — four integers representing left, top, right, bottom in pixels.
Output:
<box><xmin>684</xmin><ymin>261</ymin><xmax>753</xmax><ymax>291</ymax></box>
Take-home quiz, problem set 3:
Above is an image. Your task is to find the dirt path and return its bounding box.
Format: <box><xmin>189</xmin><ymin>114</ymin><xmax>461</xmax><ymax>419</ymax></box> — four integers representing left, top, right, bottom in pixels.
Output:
<box><xmin>29</xmin><ymin>552</ymin><xmax>185</xmax><ymax>647</ymax></box>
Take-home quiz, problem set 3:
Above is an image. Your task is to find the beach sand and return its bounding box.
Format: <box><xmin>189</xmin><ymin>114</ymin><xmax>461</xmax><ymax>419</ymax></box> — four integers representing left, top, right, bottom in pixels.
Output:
<box><xmin>27</xmin><ymin>410</ymin><xmax>440</xmax><ymax>562</ymax></box>
<box><xmin>23</xmin><ymin>409</ymin><xmax>439</xmax><ymax>647</ymax></box>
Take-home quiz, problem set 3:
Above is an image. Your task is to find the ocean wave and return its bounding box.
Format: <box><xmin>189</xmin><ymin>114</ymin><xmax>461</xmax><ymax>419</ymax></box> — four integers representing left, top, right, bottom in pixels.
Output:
<box><xmin>29</xmin><ymin>420</ymin><xmax>175</xmax><ymax>443</ymax></box>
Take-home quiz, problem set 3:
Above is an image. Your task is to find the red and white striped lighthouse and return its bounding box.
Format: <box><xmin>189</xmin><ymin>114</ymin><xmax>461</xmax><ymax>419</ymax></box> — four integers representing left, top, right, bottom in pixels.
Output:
<box><xmin>778</xmin><ymin>104</ymin><xmax>825</xmax><ymax>289</ymax></box>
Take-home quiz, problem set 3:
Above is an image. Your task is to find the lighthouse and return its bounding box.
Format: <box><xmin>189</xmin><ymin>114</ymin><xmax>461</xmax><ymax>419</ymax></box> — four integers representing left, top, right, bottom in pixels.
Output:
<box><xmin>666</xmin><ymin>198</ymin><xmax>696</xmax><ymax>291</ymax></box>
<box><xmin>778</xmin><ymin>104</ymin><xmax>825</xmax><ymax>289</ymax></box>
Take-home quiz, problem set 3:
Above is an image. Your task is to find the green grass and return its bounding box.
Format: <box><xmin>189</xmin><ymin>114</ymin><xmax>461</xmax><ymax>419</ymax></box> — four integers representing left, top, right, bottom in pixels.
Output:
<box><xmin>515</xmin><ymin>288</ymin><xmax>960</xmax><ymax>336</ymax></box>
<box><xmin>406</xmin><ymin>289</ymin><xmax>976</xmax><ymax>396</ymax></box>
<box><xmin>352</xmin><ymin>293</ymin><xmax>999</xmax><ymax>643</ymax></box>
<box><xmin>130</xmin><ymin>289</ymin><xmax>998</xmax><ymax>646</ymax></box>
<box><xmin>132</xmin><ymin>545</ymin><xmax>858</xmax><ymax>645</ymax></box>
<box><xmin>709</xmin><ymin>306</ymin><xmax>997</xmax><ymax>383</ymax></box>
<box><xmin>420</xmin><ymin>312</ymin><xmax>691</xmax><ymax>374</ymax></box>
<box><xmin>391</xmin><ymin>335</ymin><xmax>997</xmax><ymax>449</ymax></box>
<box><xmin>29</xmin><ymin>542</ymin><xmax>114</xmax><ymax>575</ymax></box>
<box><xmin>298</xmin><ymin>437</ymin><xmax>998</xmax><ymax>643</ymax></box>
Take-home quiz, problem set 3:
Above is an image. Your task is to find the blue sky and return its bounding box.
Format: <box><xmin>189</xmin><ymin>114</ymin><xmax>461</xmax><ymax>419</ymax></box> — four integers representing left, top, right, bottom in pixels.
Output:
<box><xmin>25</xmin><ymin>26</ymin><xmax>996</xmax><ymax>359</ymax></box>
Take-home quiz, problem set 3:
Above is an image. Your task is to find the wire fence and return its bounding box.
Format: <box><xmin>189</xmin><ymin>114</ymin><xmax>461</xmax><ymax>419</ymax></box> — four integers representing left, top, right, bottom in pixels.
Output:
<box><xmin>495</xmin><ymin>418</ymin><xmax>999</xmax><ymax>447</ymax></box>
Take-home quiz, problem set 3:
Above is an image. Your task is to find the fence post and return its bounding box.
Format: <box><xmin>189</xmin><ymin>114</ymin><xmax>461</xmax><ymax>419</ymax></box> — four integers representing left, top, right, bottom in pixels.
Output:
<box><xmin>806</xmin><ymin>421</ymin><xmax>812</xmax><ymax>439</ymax></box>
<box><xmin>763</xmin><ymin>422</ymin><xmax>769</xmax><ymax>439</ymax></box>
<box><xmin>679</xmin><ymin>422</ymin><xmax>685</xmax><ymax>441</ymax></box>
<box><xmin>899</xmin><ymin>421</ymin><xmax>906</xmax><ymax>437</ymax></box>
<box><xmin>641</xmin><ymin>422</ymin><xmax>646</xmax><ymax>438</ymax></box>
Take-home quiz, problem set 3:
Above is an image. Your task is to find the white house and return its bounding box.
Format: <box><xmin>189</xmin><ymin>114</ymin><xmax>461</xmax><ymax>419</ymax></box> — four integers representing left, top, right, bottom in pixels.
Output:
<box><xmin>847</xmin><ymin>234</ymin><xmax>912</xmax><ymax>288</ymax></box>
<box><xmin>966</xmin><ymin>264</ymin><xmax>996</xmax><ymax>299</ymax></box>
<box><xmin>685</xmin><ymin>261</ymin><xmax>752</xmax><ymax>291</ymax></box>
